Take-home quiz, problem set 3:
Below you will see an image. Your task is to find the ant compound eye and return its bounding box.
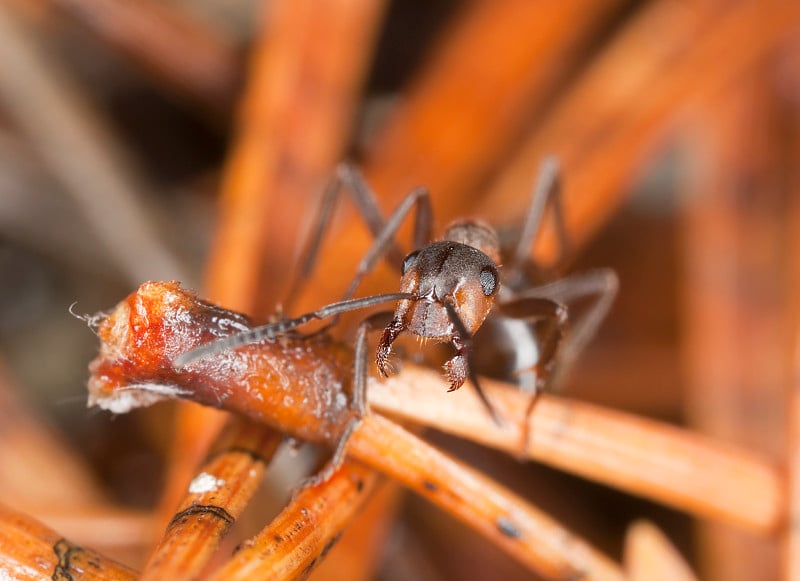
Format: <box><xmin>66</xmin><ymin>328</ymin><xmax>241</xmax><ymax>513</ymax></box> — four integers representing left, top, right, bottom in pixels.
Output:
<box><xmin>479</xmin><ymin>266</ymin><xmax>498</xmax><ymax>296</ymax></box>
<box><xmin>401</xmin><ymin>250</ymin><xmax>420</xmax><ymax>275</ymax></box>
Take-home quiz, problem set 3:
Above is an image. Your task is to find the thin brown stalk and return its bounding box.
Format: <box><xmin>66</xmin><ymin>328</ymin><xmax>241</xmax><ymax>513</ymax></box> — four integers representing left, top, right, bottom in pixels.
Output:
<box><xmin>786</xmin><ymin>137</ymin><xmax>800</xmax><ymax>581</ymax></box>
<box><xmin>210</xmin><ymin>461</ymin><xmax>381</xmax><ymax>580</ymax></box>
<box><xmin>205</xmin><ymin>0</ymin><xmax>388</xmax><ymax>315</ymax></box>
<box><xmin>681</xmin><ymin>69</ymin><xmax>792</xmax><ymax>578</ymax></box>
<box><xmin>19</xmin><ymin>506</ymin><xmax>152</xmax><ymax>552</ymax></box>
<box><xmin>369</xmin><ymin>364</ymin><xmax>783</xmax><ymax>534</ymax></box>
<box><xmin>624</xmin><ymin>520</ymin><xmax>699</xmax><ymax>581</ymax></box>
<box><xmin>309</xmin><ymin>480</ymin><xmax>403</xmax><ymax>581</ymax></box>
<box><xmin>141</xmin><ymin>417</ymin><xmax>282</xmax><ymax>581</ymax></box>
<box><xmin>362</xmin><ymin>0</ymin><xmax>625</xmax><ymax>201</ymax></box>
<box><xmin>783</xmin><ymin>198</ymin><xmax>800</xmax><ymax>581</ymax></box>
<box><xmin>0</xmin><ymin>503</ymin><xmax>137</xmax><ymax>581</ymax></box>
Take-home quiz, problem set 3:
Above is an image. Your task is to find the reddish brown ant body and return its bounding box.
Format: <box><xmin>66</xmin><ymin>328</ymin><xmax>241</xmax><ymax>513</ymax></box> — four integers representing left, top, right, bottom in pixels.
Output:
<box><xmin>175</xmin><ymin>159</ymin><xmax>617</xmax><ymax>425</ymax></box>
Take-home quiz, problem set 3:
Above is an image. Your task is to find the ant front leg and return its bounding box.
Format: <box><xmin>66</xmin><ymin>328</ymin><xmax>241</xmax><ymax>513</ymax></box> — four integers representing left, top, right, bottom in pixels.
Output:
<box><xmin>443</xmin><ymin>302</ymin><xmax>502</xmax><ymax>426</ymax></box>
<box><xmin>376</xmin><ymin>315</ymin><xmax>406</xmax><ymax>378</ymax></box>
<box><xmin>444</xmin><ymin>334</ymin><xmax>470</xmax><ymax>392</ymax></box>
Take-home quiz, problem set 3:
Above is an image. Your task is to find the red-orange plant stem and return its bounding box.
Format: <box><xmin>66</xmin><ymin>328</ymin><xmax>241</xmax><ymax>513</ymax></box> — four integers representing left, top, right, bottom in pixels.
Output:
<box><xmin>0</xmin><ymin>503</ymin><xmax>137</xmax><ymax>581</ymax></box>
<box><xmin>363</xmin><ymin>0</ymin><xmax>624</xmax><ymax>203</ymax></box>
<box><xmin>141</xmin><ymin>418</ymin><xmax>282</xmax><ymax>581</ymax></box>
<box><xmin>370</xmin><ymin>365</ymin><xmax>783</xmax><ymax>534</ymax></box>
<box><xmin>309</xmin><ymin>480</ymin><xmax>403</xmax><ymax>581</ymax></box>
<box><xmin>351</xmin><ymin>415</ymin><xmax>625</xmax><ymax>581</ymax></box>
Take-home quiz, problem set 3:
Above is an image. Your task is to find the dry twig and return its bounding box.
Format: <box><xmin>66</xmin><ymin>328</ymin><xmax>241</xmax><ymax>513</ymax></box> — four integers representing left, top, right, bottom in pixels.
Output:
<box><xmin>0</xmin><ymin>503</ymin><xmax>137</xmax><ymax>581</ymax></box>
<box><xmin>141</xmin><ymin>418</ymin><xmax>282</xmax><ymax>580</ymax></box>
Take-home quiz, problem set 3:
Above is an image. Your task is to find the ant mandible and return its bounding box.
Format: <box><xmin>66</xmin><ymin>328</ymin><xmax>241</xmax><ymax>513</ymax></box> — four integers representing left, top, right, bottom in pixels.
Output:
<box><xmin>175</xmin><ymin>158</ymin><xmax>617</xmax><ymax>425</ymax></box>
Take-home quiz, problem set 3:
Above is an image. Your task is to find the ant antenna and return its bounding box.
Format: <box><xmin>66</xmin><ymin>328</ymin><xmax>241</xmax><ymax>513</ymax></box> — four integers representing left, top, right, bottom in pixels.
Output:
<box><xmin>174</xmin><ymin>292</ymin><xmax>413</xmax><ymax>368</ymax></box>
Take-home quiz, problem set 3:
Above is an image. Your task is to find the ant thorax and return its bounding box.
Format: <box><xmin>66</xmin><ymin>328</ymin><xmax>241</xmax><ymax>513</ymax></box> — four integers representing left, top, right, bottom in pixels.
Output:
<box><xmin>442</xmin><ymin>219</ymin><xmax>501</xmax><ymax>264</ymax></box>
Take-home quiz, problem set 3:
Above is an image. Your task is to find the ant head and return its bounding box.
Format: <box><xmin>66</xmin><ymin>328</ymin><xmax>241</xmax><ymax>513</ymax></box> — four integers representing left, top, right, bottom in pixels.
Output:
<box><xmin>394</xmin><ymin>231</ymin><xmax>501</xmax><ymax>341</ymax></box>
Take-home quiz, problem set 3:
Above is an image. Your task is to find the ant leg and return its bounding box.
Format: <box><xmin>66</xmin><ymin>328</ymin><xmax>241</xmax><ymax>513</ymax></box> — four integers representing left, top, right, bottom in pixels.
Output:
<box><xmin>376</xmin><ymin>315</ymin><xmax>406</xmax><ymax>378</ymax></box>
<box><xmin>492</xmin><ymin>296</ymin><xmax>569</xmax><ymax>456</ymax></box>
<box><xmin>353</xmin><ymin>311</ymin><xmax>395</xmax><ymax>414</ymax></box>
<box><xmin>174</xmin><ymin>292</ymin><xmax>413</xmax><ymax>368</ymax></box>
<box><xmin>443</xmin><ymin>302</ymin><xmax>502</xmax><ymax>426</ymax></box>
<box><xmin>300</xmin><ymin>311</ymin><xmax>392</xmax><ymax>487</ymax></box>
<box><xmin>177</xmin><ymin>181</ymin><xmax>432</xmax><ymax>369</ymax></box>
<box><xmin>301</xmin><ymin>419</ymin><xmax>361</xmax><ymax>489</ymax></box>
<box><xmin>496</xmin><ymin>296</ymin><xmax>569</xmax><ymax>392</ymax></box>
<box><xmin>507</xmin><ymin>268</ymin><xmax>618</xmax><ymax>391</ymax></box>
<box><xmin>339</xmin><ymin>184</ymin><xmax>431</xmax><ymax>302</ymax></box>
<box><xmin>285</xmin><ymin>164</ymin><xmax>432</xmax><ymax>310</ymax></box>
<box><xmin>496</xmin><ymin>269</ymin><xmax>617</xmax><ymax>454</ymax></box>
<box><xmin>505</xmin><ymin>156</ymin><xmax>570</xmax><ymax>286</ymax></box>
<box><xmin>284</xmin><ymin>164</ymin><xmax>397</xmax><ymax>309</ymax></box>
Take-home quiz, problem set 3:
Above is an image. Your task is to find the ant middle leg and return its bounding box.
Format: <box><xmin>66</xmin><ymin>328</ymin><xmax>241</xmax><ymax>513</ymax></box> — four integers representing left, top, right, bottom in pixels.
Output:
<box><xmin>299</xmin><ymin>310</ymin><xmax>392</xmax><ymax>487</ymax></box>
<box><xmin>505</xmin><ymin>268</ymin><xmax>618</xmax><ymax>392</ymax></box>
<box><xmin>175</xmin><ymin>175</ymin><xmax>433</xmax><ymax>367</ymax></box>
<box><xmin>481</xmin><ymin>296</ymin><xmax>569</xmax><ymax>456</ymax></box>
<box><xmin>495</xmin><ymin>270</ymin><xmax>617</xmax><ymax>454</ymax></box>
<box><xmin>284</xmin><ymin>163</ymin><xmax>432</xmax><ymax>311</ymax></box>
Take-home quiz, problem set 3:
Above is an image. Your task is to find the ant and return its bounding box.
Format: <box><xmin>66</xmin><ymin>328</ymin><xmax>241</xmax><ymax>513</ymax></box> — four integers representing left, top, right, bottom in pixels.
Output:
<box><xmin>175</xmin><ymin>158</ymin><xmax>617</xmax><ymax>428</ymax></box>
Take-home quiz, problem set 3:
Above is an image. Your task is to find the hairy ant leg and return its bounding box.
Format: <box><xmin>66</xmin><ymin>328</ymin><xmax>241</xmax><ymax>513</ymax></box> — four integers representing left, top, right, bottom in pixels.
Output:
<box><xmin>340</xmin><ymin>184</ymin><xmax>431</xmax><ymax>302</ymax></box>
<box><xmin>442</xmin><ymin>301</ymin><xmax>502</xmax><ymax>425</ymax></box>
<box><xmin>284</xmin><ymin>163</ymin><xmax>432</xmax><ymax>310</ymax></box>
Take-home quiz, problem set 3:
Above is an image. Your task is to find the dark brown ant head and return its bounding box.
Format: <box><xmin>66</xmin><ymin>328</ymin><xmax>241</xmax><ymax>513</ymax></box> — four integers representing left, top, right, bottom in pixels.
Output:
<box><xmin>390</xmin><ymin>220</ymin><xmax>502</xmax><ymax>342</ymax></box>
